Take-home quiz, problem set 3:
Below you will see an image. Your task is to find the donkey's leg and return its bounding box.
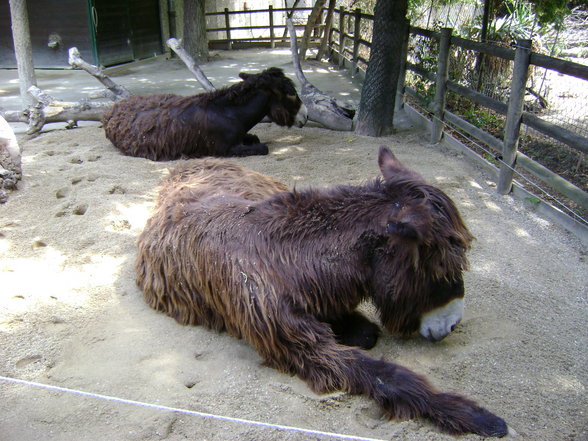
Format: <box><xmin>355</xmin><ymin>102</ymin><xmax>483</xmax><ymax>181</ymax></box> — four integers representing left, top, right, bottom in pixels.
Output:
<box><xmin>242</xmin><ymin>133</ymin><xmax>261</xmax><ymax>145</ymax></box>
<box><xmin>227</xmin><ymin>143</ymin><xmax>269</xmax><ymax>157</ymax></box>
<box><xmin>328</xmin><ymin>311</ymin><xmax>380</xmax><ymax>350</ymax></box>
<box><xmin>261</xmin><ymin>312</ymin><xmax>508</xmax><ymax>437</ymax></box>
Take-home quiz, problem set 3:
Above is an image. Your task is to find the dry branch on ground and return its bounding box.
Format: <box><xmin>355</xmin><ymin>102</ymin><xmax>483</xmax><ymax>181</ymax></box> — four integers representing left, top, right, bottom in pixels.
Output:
<box><xmin>287</xmin><ymin>18</ymin><xmax>355</xmax><ymax>131</ymax></box>
<box><xmin>0</xmin><ymin>47</ymin><xmax>128</xmax><ymax>133</ymax></box>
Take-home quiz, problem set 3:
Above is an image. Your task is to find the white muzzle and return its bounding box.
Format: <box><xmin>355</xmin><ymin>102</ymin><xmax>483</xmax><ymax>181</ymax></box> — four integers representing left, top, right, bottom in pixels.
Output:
<box><xmin>294</xmin><ymin>103</ymin><xmax>308</xmax><ymax>127</ymax></box>
<box><xmin>419</xmin><ymin>298</ymin><xmax>464</xmax><ymax>342</ymax></box>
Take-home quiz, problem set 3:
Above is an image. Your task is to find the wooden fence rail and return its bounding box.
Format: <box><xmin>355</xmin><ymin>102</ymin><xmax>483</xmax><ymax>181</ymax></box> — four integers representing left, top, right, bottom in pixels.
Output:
<box><xmin>205</xmin><ymin>7</ymin><xmax>316</xmax><ymax>49</ymax></box>
<box><xmin>329</xmin><ymin>11</ymin><xmax>588</xmax><ymax>216</ymax></box>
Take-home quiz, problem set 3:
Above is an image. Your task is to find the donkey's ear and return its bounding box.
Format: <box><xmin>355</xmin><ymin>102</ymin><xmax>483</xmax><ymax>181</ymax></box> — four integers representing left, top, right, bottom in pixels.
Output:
<box><xmin>378</xmin><ymin>146</ymin><xmax>404</xmax><ymax>179</ymax></box>
<box><xmin>266</xmin><ymin>67</ymin><xmax>284</xmax><ymax>76</ymax></box>
<box><xmin>239</xmin><ymin>72</ymin><xmax>251</xmax><ymax>80</ymax></box>
<box><xmin>385</xmin><ymin>199</ymin><xmax>433</xmax><ymax>242</ymax></box>
<box><xmin>378</xmin><ymin>146</ymin><xmax>424</xmax><ymax>182</ymax></box>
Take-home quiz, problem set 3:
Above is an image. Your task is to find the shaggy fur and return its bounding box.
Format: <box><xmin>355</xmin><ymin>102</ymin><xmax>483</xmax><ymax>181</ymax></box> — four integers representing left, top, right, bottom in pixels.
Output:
<box><xmin>136</xmin><ymin>147</ymin><xmax>507</xmax><ymax>437</ymax></box>
<box><xmin>102</xmin><ymin>67</ymin><xmax>304</xmax><ymax>161</ymax></box>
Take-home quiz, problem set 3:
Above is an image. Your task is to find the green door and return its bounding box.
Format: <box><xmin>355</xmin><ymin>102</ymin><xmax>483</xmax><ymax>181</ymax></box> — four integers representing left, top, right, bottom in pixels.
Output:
<box><xmin>89</xmin><ymin>0</ymin><xmax>162</xmax><ymax>67</ymax></box>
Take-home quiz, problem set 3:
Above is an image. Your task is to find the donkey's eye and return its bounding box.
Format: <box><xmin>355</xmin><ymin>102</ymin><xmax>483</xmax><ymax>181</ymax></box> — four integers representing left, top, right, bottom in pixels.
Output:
<box><xmin>431</xmin><ymin>201</ymin><xmax>444</xmax><ymax>214</ymax></box>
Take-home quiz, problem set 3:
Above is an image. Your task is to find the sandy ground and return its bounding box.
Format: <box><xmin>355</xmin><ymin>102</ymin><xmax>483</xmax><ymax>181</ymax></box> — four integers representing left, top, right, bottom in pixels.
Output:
<box><xmin>0</xmin><ymin>50</ymin><xmax>587</xmax><ymax>441</ymax></box>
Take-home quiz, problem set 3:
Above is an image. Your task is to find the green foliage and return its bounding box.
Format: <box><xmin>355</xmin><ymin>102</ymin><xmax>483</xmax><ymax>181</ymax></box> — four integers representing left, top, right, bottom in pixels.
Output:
<box><xmin>530</xmin><ymin>0</ymin><xmax>569</xmax><ymax>27</ymax></box>
<box><xmin>445</xmin><ymin>91</ymin><xmax>506</xmax><ymax>138</ymax></box>
<box><xmin>460</xmin><ymin>0</ymin><xmax>558</xmax><ymax>42</ymax></box>
<box><xmin>341</xmin><ymin>0</ymin><xmax>571</xmax><ymax>29</ymax></box>
<box><xmin>462</xmin><ymin>107</ymin><xmax>504</xmax><ymax>134</ymax></box>
<box><xmin>405</xmin><ymin>33</ymin><xmax>439</xmax><ymax>107</ymax></box>
<box><xmin>490</xmin><ymin>0</ymin><xmax>539</xmax><ymax>40</ymax></box>
<box><xmin>524</xmin><ymin>196</ymin><xmax>542</xmax><ymax>205</ymax></box>
<box><xmin>342</xmin><ymin>0</ymin><xmax>466</xmax><ymax>15</ymax></box>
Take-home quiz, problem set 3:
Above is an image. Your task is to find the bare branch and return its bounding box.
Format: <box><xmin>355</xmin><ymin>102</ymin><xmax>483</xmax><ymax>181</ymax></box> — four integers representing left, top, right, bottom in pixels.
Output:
<box><xmin>0</xmin><ymin>110</ymin><xmax>28</xmax><ymax>123</ymax></box>
<box><xmin>24</xmin><ymin>85</ymin><xmax>113</xmax><ymax>134</ymax></box>
<box><xmin>68</xmin><ymin>47</ymin><xmax>131</xmax><ymax>99</ymax></box>
<box><xmin>316</xmin><ymin>0</ymin><xmax>336</xmax><ymax>61</ymax></box>
<box><xmin>287</xmin><ymin>19</ymin><xmax>355</xmax><ymax>131</ymax></box>
<box><xmin>167</xmin><ymin>38</ymin><xmax>216</xmax><ymax>91</ymax></box>
<box><xmin>288</xmin><ymin>20</ymin><xmax>309</xmax><ymax>87</ymax></box>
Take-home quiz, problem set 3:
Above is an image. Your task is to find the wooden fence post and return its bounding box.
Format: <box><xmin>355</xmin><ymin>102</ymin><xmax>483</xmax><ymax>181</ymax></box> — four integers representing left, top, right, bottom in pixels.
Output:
<box><xmin>269</xmin><ymin>5</ymin><xmax>275</xmax><ymax>49</ymax></box>
<box><xmin>352</xmin><ymin>8</ymin><xmax>361</xmax><ymax>75</ymax></box>
<box><xmin>497</xmin><ymin>39</ymin><xmax>532</xmax><ymax>194</ymax></box>
<box><xmin>395</xmin><ymin>19</ymin><xmax>410</xmax><ymax>113</ymax></box>
<box><xmin>338</xmin><ymin>6</ymin><xmax>346</xmax><ymax>68</ymax></box>
<box><xmin>431</xmin><ymin>27</ymin><xmax>452</xmax><ymax>143</ymax></box>
<box><xmin>224</xmin><ymin>8</ymin><xmax>232</xmax><ymax>50</ymax></box>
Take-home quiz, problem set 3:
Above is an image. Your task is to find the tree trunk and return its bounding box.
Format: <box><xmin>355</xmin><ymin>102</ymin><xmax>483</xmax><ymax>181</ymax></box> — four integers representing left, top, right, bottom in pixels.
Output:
<box><xmin>183</xmin><ymin>0</ymin><xmax>208</xmax><ymax>63</ymax></box>
<box><xmin>475</xmin><ymin>0</ymin><xmax>493</xmax><ymax>91</ymax></box>
<box><xmin>299</xmin><ymin>0</ymin><xmax>326</xmax><ymax>60</ymax></box>
<box><xmin>355</xmin><ymin>0</ymin><xmax>408</xmax><ymax>137</ymax></box>
<box><xmin>316</xmin><ymin>0</ymin><xmax>336</xmax><ymax>61</ymax></box>
<box><xmin>8</xmin><ymin>0</ymin><xmax>36</xmax><ymax>108</ymax></box>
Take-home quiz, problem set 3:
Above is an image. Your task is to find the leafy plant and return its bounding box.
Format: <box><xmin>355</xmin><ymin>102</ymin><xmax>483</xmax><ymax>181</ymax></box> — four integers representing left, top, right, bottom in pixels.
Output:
<box><xmin>524</xmin><ymin>196</ymin><xmax>542</xmax><ymax>205</ymax></box>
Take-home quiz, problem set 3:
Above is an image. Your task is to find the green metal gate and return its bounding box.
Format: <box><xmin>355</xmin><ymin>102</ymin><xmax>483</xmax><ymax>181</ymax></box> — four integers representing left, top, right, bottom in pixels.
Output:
<box><xmin>88</xmin><ymin>0</ymin><xmax>162</xmax><ymax>67</ymax></box>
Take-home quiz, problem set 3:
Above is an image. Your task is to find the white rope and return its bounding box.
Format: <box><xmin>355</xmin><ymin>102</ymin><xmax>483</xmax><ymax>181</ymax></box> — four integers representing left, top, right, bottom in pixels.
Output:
<box><xmin>0</xmin><ymin>375</ymin><xmax>386</xmax><ymax>441</ymax></box>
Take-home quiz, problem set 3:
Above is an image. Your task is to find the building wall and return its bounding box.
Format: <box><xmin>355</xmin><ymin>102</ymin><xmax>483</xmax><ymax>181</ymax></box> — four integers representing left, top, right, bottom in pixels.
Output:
<box><xmin>1</xmin><ymin>0</ymin><xmax>311</xmax><ymax>68</ymax></box>
<box><xmin>2</xmin><ymin>0</ymin><xmax>163</xmax><ymax>68</ymax></box>
<box><xmin>0</xmin><ymin>0</ymin><xmax>94</xmax><ymax>68</ymax></box>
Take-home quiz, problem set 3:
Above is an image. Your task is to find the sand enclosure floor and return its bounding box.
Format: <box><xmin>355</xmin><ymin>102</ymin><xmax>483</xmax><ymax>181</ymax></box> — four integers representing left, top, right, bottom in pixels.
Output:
<box><xmin>1</xmin><ymin>49</ymin><xmax>586</xmax><ymax>441</ymax></box>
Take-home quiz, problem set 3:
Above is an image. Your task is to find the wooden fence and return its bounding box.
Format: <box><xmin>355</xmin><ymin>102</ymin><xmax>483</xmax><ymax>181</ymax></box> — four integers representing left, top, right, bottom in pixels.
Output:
<box><xmin>205</xmin><ymin>7</ymin><xmax>319</xmax><ymax>50</ymax></box>
<box><xmin>330</xmin><ymin>9</ymin><xmax>588</xmax><ymax>218</ymax></box>
<box><xmin>205</xmin><ymin>7</ymin><xmax>588</xmax><ymax>227</ymax></box>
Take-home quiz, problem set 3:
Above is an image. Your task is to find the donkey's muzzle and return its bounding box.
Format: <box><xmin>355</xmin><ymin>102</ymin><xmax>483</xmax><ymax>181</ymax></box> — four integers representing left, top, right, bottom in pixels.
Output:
<box><xmin>419</xmin><ymin>298</ymin><xmax>464</xmax><ymax>342</ymax></box>
<box><xmin>294</xmin><ymin>103</ymin><xmax>308</xmax><ymax>127</ymax></box>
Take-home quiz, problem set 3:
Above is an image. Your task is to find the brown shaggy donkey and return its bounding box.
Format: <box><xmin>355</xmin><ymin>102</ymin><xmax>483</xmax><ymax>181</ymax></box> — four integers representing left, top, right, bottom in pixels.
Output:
<box><xmin>102</xmin><ymin>67</ymin><xmax>308</xmax><ymax>161</ymax></box>
<box><xmin>136</xmin><ymin>147</ymin><xmax>508</xmax><ymax>437</ymax></box>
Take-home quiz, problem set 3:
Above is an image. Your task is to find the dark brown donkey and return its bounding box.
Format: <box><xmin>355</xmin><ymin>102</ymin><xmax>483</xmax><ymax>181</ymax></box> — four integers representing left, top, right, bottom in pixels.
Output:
<box><xmin>102</xmin><ymin>67</ymin><xmax>307</xmax><ymax>161</ymax></box>
<box><xmin>135</xmin><ymin>147</ymin><xmax>507</xmax><ymax>437</ymax></box>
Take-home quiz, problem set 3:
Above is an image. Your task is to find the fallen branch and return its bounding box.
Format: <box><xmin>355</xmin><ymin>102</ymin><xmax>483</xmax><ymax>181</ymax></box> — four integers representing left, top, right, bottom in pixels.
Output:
<box><xmin>167</xmin><ymin>38</ymin><xmax>216</xmax><ymax>91</ymax></box>
<box><xmin>68</xmin><ymin>47</ymin><xmax>131</xmax><ymax>99</ymax></box>
<box><xmin>287</xmin><ymin>19</ymin><xmax>355</xmax><ymax>131</ymax></box>
<box><xmin>0</xmin><ymin>110</ymin><xmax>28</xmax><ymax>124</ymax></box>
<box><xmin>28</xmin><ymin>86</ymin><xmax>112</xmax><ymax>122</ymax></box>
<box><xmin>1</xmin><ymin>49</ymin><xmax>129</xmax><ymax>131</ymax></box>
<box><xmin>24</xmin><ymin>86</ymin><xmax>113</xmax><ymax>134</ymax></box>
